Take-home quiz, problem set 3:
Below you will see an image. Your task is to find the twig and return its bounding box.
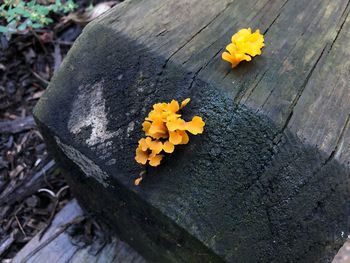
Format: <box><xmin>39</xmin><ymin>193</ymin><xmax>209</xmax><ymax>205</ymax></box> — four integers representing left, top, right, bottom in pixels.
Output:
<box><xmin>53</xmin><ymin>43</ymin><xmax>62</xmax><ymax>73</ymax></box>
<box><xmin>38</xmin><ymin>185</ymin><xmax>69</xmax><ymax>240</ymax></box>
<box><xmin>43</xmin><ymin>170</ymin><xmax>54</xmax><ymax>189</ymax></box>
<box><xmin>13</xmin><ymin>204</ymin><xmax>24</xmax><ymax>218</ymax></box>
<box><xmin>15</xmin><ymin>216</ymin><xmax>27</xmax><ymax>237</ymax></box>
<box><xmin>30</xmin><ymin>29</ymin><xmax>48</xmax><ymax>55</ymax></box>
<box><xmin>30</xmin><ymin>70</ymin><xmax>50</xmax><ymax>87</ymax></box>
<box><xmin>0</xmin><ymin>160</ymin><xmax>55</xmax><ymax>207</ymax></box>
<box><xmin>56</xmin><ymin>185</ymin><xmax>69</xmax><ymax>197</ymax></box>
<box><xmin>32</xmin><ymin>130</ymin><xmax>44</xmax><ymax>140</ymax></box>
<box><xmin>38</xmin><ymin>188</ymin><xmax>56</xmax><ymax>198</ymax></box>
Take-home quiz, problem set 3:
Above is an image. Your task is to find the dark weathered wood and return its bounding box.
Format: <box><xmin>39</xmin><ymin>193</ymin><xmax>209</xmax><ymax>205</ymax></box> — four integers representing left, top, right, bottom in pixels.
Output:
<box><xmin>11</xmin><ymin>198</ymin><xmax>348</xmax><ymax>262</ymax></box>
<box><xmin>0</xmin><ymin>235</ymin><xmax>15</xmax><ymax>257</ymax></box>
<box><xmin>0</xmin><ymin>160</ymin><xmax>55</xmax><ymax>207</ymax></box>
<box><xmin>0</xmin><ymin>116</ymin><xmax>36</xmax><ymax>134</ymax></box>
<box><xmin>33</xmin><ymin>0</ymin><xmax>350</xmax><ymax>262</ymax></box>
<box><xmin>12</xmin><ymin>199</ymin><xmax>145</xmax><ymax>263</ymax></box>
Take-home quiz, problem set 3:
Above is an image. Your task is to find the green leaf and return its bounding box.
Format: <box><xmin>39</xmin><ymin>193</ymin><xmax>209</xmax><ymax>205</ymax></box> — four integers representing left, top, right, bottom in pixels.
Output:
<box><xmin>7</xmin><ymin>7</ymin><xmax>25</xmax><ymax>16</ymax></box>
<box><xmin>12</xmin><ymin>7</ymin><xmax>31</xmax><ymax>17</ymax></box>
<box><xmin>31</xmin><ymin>23</ymin><xmax>44</xmax><ymax>29</ymax></box>
<box><xmin>0</xmin><ymin>0</ymin><xmax>78</xmax><ymax>31</ymax></box>
<box><xmin>17</xmin><ymin>20</ymin><xmax>29</xmax><ymax>31</ymax></box>
<box><xmin>0</xmin><ymin>25</ymin><xmax>9</xmax><ymax>33</ymax></box>
<box><xmin>27</xmin><ymin>1</ymin><xmax>36</xmax><ymax>8</ymax></box>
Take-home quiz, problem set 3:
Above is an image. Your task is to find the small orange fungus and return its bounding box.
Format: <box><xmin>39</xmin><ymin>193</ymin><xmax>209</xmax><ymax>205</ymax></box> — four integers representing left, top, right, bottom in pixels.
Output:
<box><xmin>222</xmin><ymin>28</ymin><xmax>264</xmax><ymax>68</ymax></box>
<box><xmin>134</xmin><ymin>98</ymin><xmax>205</xmax><ymax>184</ymax></box>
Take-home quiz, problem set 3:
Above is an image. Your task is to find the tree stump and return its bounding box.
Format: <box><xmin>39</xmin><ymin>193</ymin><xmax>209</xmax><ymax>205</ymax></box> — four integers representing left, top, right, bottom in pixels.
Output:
<box><xmin>34</xmin><ymin>0</ymin><xmax>350</xmax><ymax>262</ymax></box>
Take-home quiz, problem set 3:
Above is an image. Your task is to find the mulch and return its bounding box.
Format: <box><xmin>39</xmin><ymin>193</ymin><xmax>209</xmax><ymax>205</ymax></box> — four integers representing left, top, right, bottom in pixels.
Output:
<box><xmin>0</xmin><ymin>1</ymin><xmax>119</xmax><ymax>260</ymax></box>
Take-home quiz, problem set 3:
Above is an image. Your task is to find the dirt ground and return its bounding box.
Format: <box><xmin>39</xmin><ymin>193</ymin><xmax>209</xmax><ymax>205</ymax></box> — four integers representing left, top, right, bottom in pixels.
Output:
<box><xmin>0</xmin><ymin>1</ymin><xmax>118</xmax><ymax>260</ymax></box>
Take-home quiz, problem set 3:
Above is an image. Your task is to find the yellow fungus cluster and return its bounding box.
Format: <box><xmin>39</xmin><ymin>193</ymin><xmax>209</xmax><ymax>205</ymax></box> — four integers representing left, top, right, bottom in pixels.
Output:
<box><xmin>222</xmin><ymin>28</ymin><xmax>264</xmax><ymax>68</ymax></box>
<box><xmin>135</xmin><ymin>98</ymin><xmax>205</xmax><ymax>169</ymax></box>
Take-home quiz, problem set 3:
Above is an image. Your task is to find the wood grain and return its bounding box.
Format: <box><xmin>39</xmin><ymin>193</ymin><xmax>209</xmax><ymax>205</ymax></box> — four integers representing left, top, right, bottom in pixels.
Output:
<box><xmin>12</xmin><ymin>200</ymin><xmax>145</xmax><ymax>263</ymax></box>
<box><xmin>33</xmin><ymin>0</ymin><xmax>350</xmax><ymax>261</ymax></box>
<box><xmin>95</xmin><ymin>0</ymin><xmax>350</xmax><ymax>164</ymax></box>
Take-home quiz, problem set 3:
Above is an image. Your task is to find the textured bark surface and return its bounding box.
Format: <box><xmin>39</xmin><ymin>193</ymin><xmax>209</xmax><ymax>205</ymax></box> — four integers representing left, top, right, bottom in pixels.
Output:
<box><xmin>34</xmin><ymin>0</ymin><xmax>350</xmax><ymax>262</ymax></box>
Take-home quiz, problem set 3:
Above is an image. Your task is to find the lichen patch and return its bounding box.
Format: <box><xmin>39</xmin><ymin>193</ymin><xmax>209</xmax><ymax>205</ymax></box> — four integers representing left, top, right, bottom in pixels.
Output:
<box><xmin>68</xmin><ymin>81</ymin><xmax>117</xmax><ymax>146</ymax></box>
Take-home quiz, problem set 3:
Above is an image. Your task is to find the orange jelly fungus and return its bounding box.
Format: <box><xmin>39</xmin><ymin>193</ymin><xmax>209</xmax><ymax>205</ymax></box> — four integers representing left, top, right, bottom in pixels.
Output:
<box><xmin>134</xmin><ymin>98</ymin><xmax>205</xmax><ymax>184</ymax></box>
<box><xmin>222</xmin><ymin>28</ymin><xmax>264</xmax><ymax>68</ymax></box>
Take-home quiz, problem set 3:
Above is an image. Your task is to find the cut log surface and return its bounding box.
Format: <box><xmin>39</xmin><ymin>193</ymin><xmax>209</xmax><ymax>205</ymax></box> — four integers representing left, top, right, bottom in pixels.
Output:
<box><xmin>33</xmin><ymin>0</ymin><xmax>350</xmax><ymax>262</ymax></box>
<box><xmin>12</xmin><ymin>199</ymin><xmax>145</xmax><ymax>263</ymax></box>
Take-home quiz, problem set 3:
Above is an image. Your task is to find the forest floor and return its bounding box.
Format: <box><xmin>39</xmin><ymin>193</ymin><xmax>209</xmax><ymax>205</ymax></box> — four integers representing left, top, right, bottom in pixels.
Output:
<box><xmin>0</xmin><ymin>1</ymin><xmax>119</xmax><ymax>261</ymax></box>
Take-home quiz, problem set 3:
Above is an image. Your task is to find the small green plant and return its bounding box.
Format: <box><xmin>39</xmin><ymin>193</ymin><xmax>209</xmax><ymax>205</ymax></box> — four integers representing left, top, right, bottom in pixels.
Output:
<box><xmin>0</xmin><ymin>0</ymin><xmax>77</xmax><ymax>34</ymax></box>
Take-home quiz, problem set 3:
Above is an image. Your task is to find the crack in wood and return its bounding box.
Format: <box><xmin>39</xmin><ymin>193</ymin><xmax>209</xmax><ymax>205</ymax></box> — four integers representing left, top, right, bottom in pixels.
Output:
<box><xmin>277</xmin><ymin>44</ymin><xmax>329</xmax><ymax>135</ymax></box>
<box><xmin>162</xmin><ymin>1</ymin><xmax>234</xmax><ymax>69</ymax></box>
<box><xmin>329</xmin><ymin>0</ymin><xmax>350</xmax><ymax>51</ymax></box>
<box><xmin>263</xmin><ymin>0</ymin><xmax>290</xmax><ymax>35</ymax></box>
<box><xmin>188</xmin><ymin>67</ymin><xmax>203</xmax><ymax>90</ymax></box>
<box><xmin>238</xmin><ymin>69</ymin><xmax>269</xmax><ymax>104</ymax></box>
<box><xmin>187</xmin><ymin>47</ymin><xmax>224</xmax><ymax>89</ymax></box>
<box><xmin>323</xmin><ymin>114</ymin><xmax>350</xmax><ymax>166</ymax></box>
